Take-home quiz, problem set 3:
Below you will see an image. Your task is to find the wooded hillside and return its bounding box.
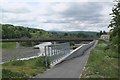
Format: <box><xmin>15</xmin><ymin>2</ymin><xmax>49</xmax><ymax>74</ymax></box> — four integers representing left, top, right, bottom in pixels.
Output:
<box><xmin>1</xmin><ymin>24</ymin><xmax>98</xmax><ymax>39</ymax></box>
<box><xmin>1</xmin><ymin>24</ymin><xmax>52</xmax><ymax>39</ymax></box>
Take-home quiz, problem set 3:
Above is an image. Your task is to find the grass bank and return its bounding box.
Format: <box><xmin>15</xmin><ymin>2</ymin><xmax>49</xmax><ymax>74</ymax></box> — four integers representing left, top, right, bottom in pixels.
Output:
<box><xmin>1</xmin><ymin>42</ymin><xmax>16</xmax><ymax>50</ymax></box>
<box><xmin>2</xmin><ymin>56</ymin><xmax>47</xmax><ymax>78</ymax></box>
<box><xmin>81</xmin><ymin>40</ymin><xmax>119</xmax><ymax>78</ymax></box>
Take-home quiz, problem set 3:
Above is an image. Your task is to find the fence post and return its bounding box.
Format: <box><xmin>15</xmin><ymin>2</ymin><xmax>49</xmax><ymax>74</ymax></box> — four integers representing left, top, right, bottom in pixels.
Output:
<box><xmin>45</xmin><ymin>46</ymin><xmax>49</xmax><ymax>68</ymax></box>
<box><xmin>16</xmin><ymin>42</ymin><xmax>20</xmax><ymax>48</ymax></box>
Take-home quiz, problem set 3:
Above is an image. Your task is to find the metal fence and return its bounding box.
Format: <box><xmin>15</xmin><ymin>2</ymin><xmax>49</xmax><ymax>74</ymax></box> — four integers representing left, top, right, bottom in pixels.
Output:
<box><xmin>44</xmin><ymin>41</ymin><xmax>96</xmax><ymax>68</ymax></box>
<box><xmin>44</xmin><ymin>43</ymin><xmax>70</xmax><ymax>68</ymax></box>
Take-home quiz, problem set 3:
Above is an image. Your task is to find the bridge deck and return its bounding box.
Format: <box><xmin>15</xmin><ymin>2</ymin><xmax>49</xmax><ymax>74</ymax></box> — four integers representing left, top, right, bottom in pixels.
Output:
<box><xmin>0</xmin><ymin>38</ymin><xmax>99</xmax><ymax>42</ymax></box>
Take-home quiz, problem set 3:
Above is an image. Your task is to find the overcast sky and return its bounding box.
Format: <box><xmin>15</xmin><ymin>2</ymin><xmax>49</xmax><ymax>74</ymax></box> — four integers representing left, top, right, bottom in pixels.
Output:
<box><xmin>0</xmin><ymin>0</ymin><xmax>115</xmax><ymax>32</ymax></box>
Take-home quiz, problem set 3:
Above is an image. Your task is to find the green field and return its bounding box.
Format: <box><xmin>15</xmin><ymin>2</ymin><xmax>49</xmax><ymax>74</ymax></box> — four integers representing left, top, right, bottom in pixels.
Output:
<box><xmin>81</xmin><ymin>40</ymin><xmax>119</xmax><ymax>78</ymax></box>
<box><xmin>1</xmin><ymin>42</ymin><xmax>16</xmax><ymax>50</ymax></box>
<box><xmin>2</xmin><ymin>56</ymin><xmax>47</xmax><ymax>78</ymax></box>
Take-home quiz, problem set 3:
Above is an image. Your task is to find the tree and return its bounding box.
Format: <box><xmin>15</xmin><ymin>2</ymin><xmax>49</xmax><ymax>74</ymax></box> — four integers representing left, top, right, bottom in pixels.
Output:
<box><xmin>103</xmin><ymin>31</ymin><xmax>107</xmax><ymax>34</ymax></box>
<box><xmin>108</xmin><ymin>2</ymin><xmax>120</xmax><ymax>49</ymax></box>
<box><xmin>64</xmin><ymin>33</ymin><xmax>68</xmax><ymax>36</ymax></box>
<box><xmin>99</xmin><ymin>30</ymin><xmax>103</xmax><ymax>35</ymax></box>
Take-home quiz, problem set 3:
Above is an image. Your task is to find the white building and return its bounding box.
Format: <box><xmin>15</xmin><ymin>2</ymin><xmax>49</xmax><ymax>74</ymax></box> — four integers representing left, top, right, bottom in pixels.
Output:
<box><xmin>100</xmin><ymin>35</ymin><xmax>110</xmax><ymax>40</ymax></box>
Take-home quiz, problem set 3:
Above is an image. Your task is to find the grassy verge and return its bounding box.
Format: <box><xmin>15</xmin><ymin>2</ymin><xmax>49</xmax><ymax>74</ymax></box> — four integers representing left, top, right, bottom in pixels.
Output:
<box><xmin>1</xmin><ymin>42</ymin><xmax>16</xmax><ymax>50</ymax></box>
<box><xmin>2</xmin><ymin>56</ymin><xmax>47</xmax><ymax>78</ymax></box>
<box><xmin>81</xmin><ymin>40</ymin><xmax>119</xmax><ymax>78</ymax></box>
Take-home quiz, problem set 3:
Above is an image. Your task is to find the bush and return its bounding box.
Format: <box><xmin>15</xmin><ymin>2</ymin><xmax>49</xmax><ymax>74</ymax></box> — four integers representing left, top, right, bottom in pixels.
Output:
<box><xmin>20</xmin><ymin>42</ymin><xmax>32</xmax><ymax>47</ymax></box>
<box><xmin>70</xmin><ymin>42</ymin><xmax>75</xmax><ymax>46</ymax></box>
<box><xmin>11</xmin><ymin>60</ymin><xmax>25</xmax><ymax>66</ymax></box>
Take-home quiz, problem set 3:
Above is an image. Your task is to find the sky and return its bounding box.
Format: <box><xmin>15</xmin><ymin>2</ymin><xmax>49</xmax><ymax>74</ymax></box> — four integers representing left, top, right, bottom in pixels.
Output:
<box><xmin>0</xmin><ymin>0</ymin><xmax>115</xmax><ymax>32</ymax></box>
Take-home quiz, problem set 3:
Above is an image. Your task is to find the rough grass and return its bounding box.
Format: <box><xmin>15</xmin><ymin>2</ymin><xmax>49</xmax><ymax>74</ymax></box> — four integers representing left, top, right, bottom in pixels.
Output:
<box><xmin>2</xmin><ymin>56</ymin><xmax>47</xmax><ymax>78</ymax></box>
<box><xmin>0</xmin><ymin>66</ymin><xmax>2</xmax><ymax>79</ymax></box>
<box><xmin>81</xmin><ymin>40</ymin><xmax>119</xmax><ymax>78</ymax></box>
<box><xmin>1</xmin><ymin>42</ymin><xmax>16</xmax><ymax>50</ymax></box>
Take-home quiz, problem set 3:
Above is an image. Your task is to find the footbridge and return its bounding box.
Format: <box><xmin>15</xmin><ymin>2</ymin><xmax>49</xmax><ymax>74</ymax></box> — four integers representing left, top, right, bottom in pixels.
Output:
<box><xmin>44</xmin><ymin>40</ymin><xmax>96</xmax><ymax>68</ymax></box>
<box><xmin>0</xmin><ymin>37</ymin><xmax>99</xmax><ymax>42</ymax></box>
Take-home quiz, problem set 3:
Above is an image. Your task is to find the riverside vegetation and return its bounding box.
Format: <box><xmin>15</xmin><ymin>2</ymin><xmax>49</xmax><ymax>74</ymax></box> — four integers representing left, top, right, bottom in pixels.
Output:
<box><xmin>81</xmin><ymin>40</ymin><xmax>119</xmax><ymax>78</ymax></box>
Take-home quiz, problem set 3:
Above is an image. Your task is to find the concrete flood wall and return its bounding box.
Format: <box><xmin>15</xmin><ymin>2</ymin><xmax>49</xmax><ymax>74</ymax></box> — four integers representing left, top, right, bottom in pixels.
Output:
<box><xmin>64</xmin><ymin>40</ymin><xmax>96</xmax><ymax>61</ymax></box>
<box><xmin>49</xmin><ymin>40</ymin><xmax>96</xmax><ymax>68</ymax></box>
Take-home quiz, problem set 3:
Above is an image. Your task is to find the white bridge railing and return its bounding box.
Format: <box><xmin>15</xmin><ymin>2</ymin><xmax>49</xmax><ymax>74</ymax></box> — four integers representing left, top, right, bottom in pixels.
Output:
<box><xmin>44</xmin><ymin>43</ymin><xmax>70</xmax><ymax>68</ymax></box>
<box><xmin>45</xmin><ymin>40</ymin><xmax>96</xmax><ymax>68</ymax></box>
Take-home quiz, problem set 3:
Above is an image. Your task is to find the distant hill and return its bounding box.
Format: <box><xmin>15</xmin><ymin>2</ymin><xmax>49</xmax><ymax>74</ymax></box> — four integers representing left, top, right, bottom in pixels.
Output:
<box><xmin>48</xmin><ymin>31</ymin><xmax>98</xmax><ymax>36</ymax></box>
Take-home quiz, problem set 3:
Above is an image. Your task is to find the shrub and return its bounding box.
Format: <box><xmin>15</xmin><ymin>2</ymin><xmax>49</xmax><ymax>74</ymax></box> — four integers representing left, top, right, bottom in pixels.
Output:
<box><xmin>70</xmin><ymin>42</ymin><xmax>75</xmax><ymax>46</ymax></box>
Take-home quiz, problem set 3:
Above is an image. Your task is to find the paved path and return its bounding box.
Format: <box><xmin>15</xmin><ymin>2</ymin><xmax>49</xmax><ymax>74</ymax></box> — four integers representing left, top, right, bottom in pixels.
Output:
<box><xmin>35</xmin><ymin>40</ymin><xmax>98</xmax><ymax>78</ymax></box>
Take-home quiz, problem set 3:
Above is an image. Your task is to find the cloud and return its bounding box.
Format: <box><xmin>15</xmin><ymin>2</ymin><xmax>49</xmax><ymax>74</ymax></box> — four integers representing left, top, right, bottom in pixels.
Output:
<box><xmin>52</xmin><ymin>3</ymin><xmax>69</xmax><ymax>13</ymax></box>
<box><xmin>59</xmin><ymin>3</ymin><xmax>104</xmax><ymax>23</ymax></box>
<box><xmin>0</xmin><ymin>2</ymin><xmax>30</xmax><ymax>13</ymax></box>
<box><xmin>0</xmin><ymin>1</ymin><xmax>114</xmax><ymax>32</ymax></box>
<box><xmin>1</xmin><ymin>0</ymin><xmax>113</xmax><ymax>2</ymax></box>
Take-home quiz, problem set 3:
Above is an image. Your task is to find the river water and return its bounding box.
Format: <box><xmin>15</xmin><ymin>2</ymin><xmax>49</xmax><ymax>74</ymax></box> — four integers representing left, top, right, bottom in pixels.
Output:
<box><xmin>1</xmin><ymin>42</ymin><xmax>52</xmax><ymax>63</ymax></box>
